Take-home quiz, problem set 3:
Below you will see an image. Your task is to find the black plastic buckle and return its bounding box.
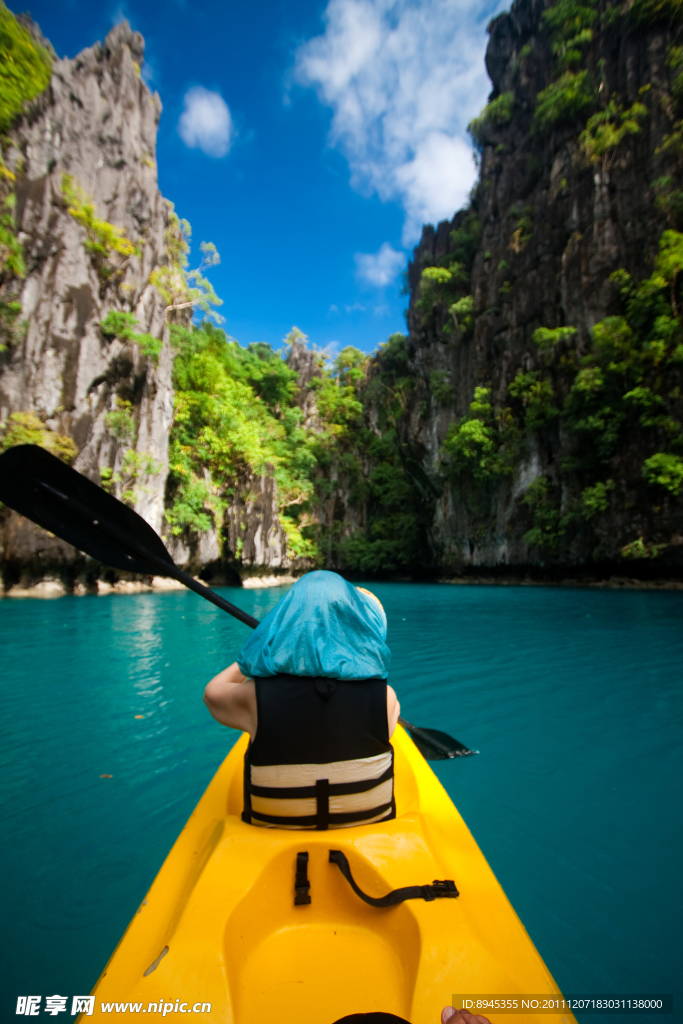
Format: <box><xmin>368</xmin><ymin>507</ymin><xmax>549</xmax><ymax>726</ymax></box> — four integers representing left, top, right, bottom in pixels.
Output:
<box><xmin>294</xmin><ymin>851</ymin><xmax>311</xmax><ymax>906</ymax></box>
<box><xmin>430</xmin><ymin>879</ymin><xmax>459</xmax><ymax>898</ymax></box>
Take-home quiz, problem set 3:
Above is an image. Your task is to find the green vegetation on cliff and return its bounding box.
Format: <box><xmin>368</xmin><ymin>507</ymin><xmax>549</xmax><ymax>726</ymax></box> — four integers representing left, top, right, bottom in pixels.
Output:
<box><xmin>0</xmin><ymin>410</ymin><xmax>76</xmax><ymax>462</ymax></box>
<box><xmin>163</xmin><ymin>323</ymin><xmax>434</xmax><ymax>572</ymax></box>
<box><xmin>441</xmin><ymin>230</ymin><xmax>683</xmax><ymax>558</ymax></box>
<box><xmin>100</xmin><ymin>310</ymin><xmax>163</xmax><ymax>364</ymax></box>
<box><xmin>166</xmin><ymin>322</ymin><xmax>318</xmax><ymax>558</ymax></box>
<box><xmin>0</xmin><ymin>5</ymin><xmax>52</xmax><ymax>346</ymax></box>
<box><xmin>0</xmin><ymin>3</ymin><xmax>52</xmax><ymax>134</ymax></box>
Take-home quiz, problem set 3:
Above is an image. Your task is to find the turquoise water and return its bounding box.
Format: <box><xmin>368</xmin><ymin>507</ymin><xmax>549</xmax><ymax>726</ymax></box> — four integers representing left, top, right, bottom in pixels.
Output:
<box><xmin>0</xmin><ymin>584</ymin><xmax>681</xmax><ymax>1022</ymax></box>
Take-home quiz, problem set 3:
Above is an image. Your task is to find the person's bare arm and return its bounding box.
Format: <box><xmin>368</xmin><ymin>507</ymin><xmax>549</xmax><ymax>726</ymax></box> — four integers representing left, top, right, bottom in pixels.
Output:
<box><xmin>387</xmin><ymin>684</ymin><xmax>400</xmax><ymax>738</ymax></box>
<box><xmin>204</xmin><ymin>662</ymin><xmax>257</xmax><ymax>737</ymax></box>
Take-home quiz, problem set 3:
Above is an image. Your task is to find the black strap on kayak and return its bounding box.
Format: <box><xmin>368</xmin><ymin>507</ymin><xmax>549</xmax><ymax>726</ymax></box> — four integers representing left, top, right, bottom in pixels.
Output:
<box><xmin>329</xmin><ymin>850</ymin><xmax>459</xmax><ymax>907</ymax></box>
<box><xmin>294</xmin><ymin>852</ymin><xmax>311</xmax><ymax>906</ymax></box>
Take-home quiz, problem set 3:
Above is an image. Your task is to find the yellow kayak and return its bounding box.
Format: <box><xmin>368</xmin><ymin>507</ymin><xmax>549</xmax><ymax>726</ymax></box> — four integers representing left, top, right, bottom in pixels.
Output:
<box><xmin>88</xmin><ymin>727</ymin><xmax>577</xmax><ymax>1023</ymax></box>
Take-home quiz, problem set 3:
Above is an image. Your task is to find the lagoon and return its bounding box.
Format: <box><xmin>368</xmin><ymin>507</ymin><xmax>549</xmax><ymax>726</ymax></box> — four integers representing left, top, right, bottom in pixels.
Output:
<box><xmin>0</xmin><ymin>584</ymin><xmax>681</xmax><ymax>1022</ymax></box>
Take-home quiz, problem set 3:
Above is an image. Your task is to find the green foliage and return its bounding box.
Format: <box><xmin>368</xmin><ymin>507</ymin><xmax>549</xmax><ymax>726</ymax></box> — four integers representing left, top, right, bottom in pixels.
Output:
<box><xmin>104</xmin><ymin>399</ymin><xmax>136</xmax><ymax>444</ymax></box>
<box><xmin>523</xmin><ymin>475</ymin><xmax>616</xmax><ymax>552</ymax></box>
<box><xmin>542</xmin><ymin>0</ymin><xmax>597</xmax><ymax>67</ymax></box>
<box><xmin>533</xmin><ymin>325</ymin><xmax>577</xmax><ymax>350</ymax></box>
<box><xmin>100</xmin><ymin>449</ymin><xmax>162</xmax><ymax>508</ymax></box>
<box><xmin>315</xmin><ymin>332</ymin><xmax>434</xmax><ymax>573</ymax></box>
<box><xmin>0</xmin><ymin>191</ymin><xmax>25</xmax><ymax>279</ymax></box>
<box><xmin>0</xmin><ymin>298</ymin><xmax>22</xmax><ymax>350</ymax></box>
<box><xmin>508</xmin><ymin>371</ymin><xmax>558</xmax><ymax>430</ymax></box>
<box><xmin>440</xmin><ymin>218</ymin><xmax>680</xmax><ymax>563</ymax></box>
<box><xmin>641</xmin><ymin>452</ymin><xmax>683</xmax><ymax>494</ymax></box>
<box><xmin>621</xmin><ymin>535</ymin><xmax>667</xmax><ymax>558</ymax></box>
<box><xmin>468</xmin><ymin>92</ymin><xmax>515</xmax><ymax>152</ymax></box>
<box><xmin>579</xmin><ymin>98</ymin><xmax>648</xmax><ymax>169</ymax></box>
<box><xmin>416</xmin><ymin>256</ymin><xmax>470</xmax><ymax>330</ymax></box>
<box><xmin>422</xmin><ymin>266</ymin><xmax>452</xmax><ymax>285</ymax></box>
<box><xmin>0</xmin><ymin>2</ymin><xmax>52</xmax><ymax>133</ymax></box>
<box><xmin>0</xmin><ymin>410</ymin><xmax>77</xmax><ymax>462</ymax></box>
<box><xmin>442</xmin><ymin>387</ymin><xmax>517</xmax><ymax>481</ymax></box>
<box><xmin>167</xmin><ymin>322</ymin><xmax>318</xmax><ymax>558</ymax></box>
<box><xmin>430</xmin><ymin>370</ymin><xmax>454</xmax><ymax>405</ymax></box>
<box><xmin>532</xmin><ymin>0</ymin><xmax>598</xmax><ymax>128</ymax></box>
<box><xmin>100</xmin><ymin>310</ymin><xmax>137</xmax><ymax>337</ymax></box>
<box><xmin>509</xmin><ymin>208</ymin><xmax>534</xmax><ymax>254</ymax></box>
<box><xmin>580</xmin><ymin>479</ymin><xmax>614</xmax><ymax>518</ymax></box>
<box><xmin>449</xmin><ymin>212</ymin><xmax>482</xmax><ymax>268</ymax></box>
<box><xmin>450</xmin><ymin>294</ymin><xmax>474</xmax><ymax>333</ymax></box>
<box><xmin>511</xmin><ymin>228</ymin><xmax>682</xmax><ymax>558</ymax></box>
<box><xmin>654</xmin><ymin>174</ymin><xmax>683</xmax><ymax>228</ymax></box>
<box><xmin>149</xmin><ymin>212</ymin><xmax>223</xmax><ymax>324</ymax></box>
<box><xmin>522</xmin><ymin>477</ymin><xmax>565</xmax><ymax>551</ymax></box>
<box><xmin>311</xmin><ymin>361</ymin><xmax>364</xmax><ymax>428</ymax></box>
<box><xmin>668</xmin><ymin>45</ymin><xmax>683</xmax><ymax>104</ymax></box>
<box><xmin>167</xmin><ymin>322</ymin><xmax>431</xmax><ymax>572</ymax></box>
<box><xmin>164</xmin><ymin>476</ymin><xmax>214</xmax><ymax>535</ymax></box>
<box><xmin>62</xmin><ymin>175</ymin><xmax>139</xmax><ymax>278</ymax></box>
<box><xmin>100</xmin><ymin>309</ymin><xmax>163</xmax><ymax>364</ymax></box>
<box><xmin>628</xmin><ymin>0</ymin><xmax>683</xmax><ymax>25</ymax></box>
<box><xmin>534</xmin><ymin>70</ymin><xmax>596</xmax><ymax>128</ymax></box>
<box><xmin>654</xmin><ymin>229</ymin><xmax>683</xmax><ymax>315</ymax></box>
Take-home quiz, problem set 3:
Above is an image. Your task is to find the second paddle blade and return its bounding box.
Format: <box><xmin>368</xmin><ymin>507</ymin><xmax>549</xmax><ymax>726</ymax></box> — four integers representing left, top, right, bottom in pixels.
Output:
<box><xmin>405</xmin><ymin>725</ymin><xmax>477</xmax><ymax>760</ymax></box>
<box><xmin>0</xmin><ymin>444</ymin><xmax>176</xmax><ymax>576</ymax></box>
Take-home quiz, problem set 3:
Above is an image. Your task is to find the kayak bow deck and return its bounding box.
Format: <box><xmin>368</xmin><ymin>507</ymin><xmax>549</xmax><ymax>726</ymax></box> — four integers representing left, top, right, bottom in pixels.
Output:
<box><xmin>89</xmin><ymin>727</ymin><xmax>576</xmax><ymax>1024</ymax></box>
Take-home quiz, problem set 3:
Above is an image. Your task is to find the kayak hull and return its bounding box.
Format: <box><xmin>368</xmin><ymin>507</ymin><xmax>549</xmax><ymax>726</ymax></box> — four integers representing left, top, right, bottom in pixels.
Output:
<box><xmin>87</xmin><ymin>727</ymin><xmax>577</xmax><ymax>1024</ymax></box>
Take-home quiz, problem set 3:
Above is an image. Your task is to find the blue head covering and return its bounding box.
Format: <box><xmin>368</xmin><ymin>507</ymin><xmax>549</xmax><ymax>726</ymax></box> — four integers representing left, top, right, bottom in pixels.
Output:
<box><xmin>236</xmin><ymin>570</ymin><xmax>390</xmax><ymax>680</ymax></box>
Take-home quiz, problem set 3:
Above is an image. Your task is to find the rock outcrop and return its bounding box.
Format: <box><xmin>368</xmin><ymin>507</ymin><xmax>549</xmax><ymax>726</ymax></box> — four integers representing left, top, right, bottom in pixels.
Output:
<box><xmin>399</xmin><ymin>0</ymin><xmax>683</xmax><ymax>575</ymax></box>
<box><xmin>0</xmin><ymin>21</ymin><xmax>173</xmax><ymax>590</ymax></box>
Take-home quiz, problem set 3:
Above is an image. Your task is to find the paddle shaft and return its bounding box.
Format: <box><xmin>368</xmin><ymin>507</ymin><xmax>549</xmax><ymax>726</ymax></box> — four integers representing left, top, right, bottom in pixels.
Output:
<box><xmin>148</xmin><ymin>559</ymin><xmax>259</xmax><ymax>629</ymax></box>
<box><xmin>37</xmin><ymin>479</ymin><xmax>259</xmax><ymax>629</ymax></box>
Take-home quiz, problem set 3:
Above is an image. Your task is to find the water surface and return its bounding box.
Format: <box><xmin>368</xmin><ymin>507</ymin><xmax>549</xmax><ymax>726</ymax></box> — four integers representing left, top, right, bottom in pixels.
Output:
<box><xmin>0</xmin><ymin>584</ymin><xmax>681</xmax><ymax>1021</ymax></box>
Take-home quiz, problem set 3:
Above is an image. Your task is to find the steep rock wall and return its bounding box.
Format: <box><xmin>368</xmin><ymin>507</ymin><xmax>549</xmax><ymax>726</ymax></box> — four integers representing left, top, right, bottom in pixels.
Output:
<box><xmin>0</xmin><ymin>22</ymin><xmax>173</xmax><ymax>590</ymax></box>
<box><xmin>402</xmin><ymin>0</ymin><xmax>683</xmax><ymax>574</ymax></box>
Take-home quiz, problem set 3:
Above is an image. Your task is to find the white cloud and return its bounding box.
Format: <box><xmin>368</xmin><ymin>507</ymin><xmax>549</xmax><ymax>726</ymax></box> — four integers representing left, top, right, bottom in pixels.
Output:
<box><xmin>355</xmin><ymin>242</ymin><xmax>405</xmax><ymax>287</ymax></box>
<box><xmin>319</xmin><ymin>340</ymin><xmax>341</xmax><ymax>363</ymax></box>
<box><xmin>178</xmin><ymin>86</ymin><xmax>233</xmax><ymax>158</ymax></box>
<box><xmin>295</xmin><ymin>0</ymin><xmax>500</xmax><ymax>243</ymax></box>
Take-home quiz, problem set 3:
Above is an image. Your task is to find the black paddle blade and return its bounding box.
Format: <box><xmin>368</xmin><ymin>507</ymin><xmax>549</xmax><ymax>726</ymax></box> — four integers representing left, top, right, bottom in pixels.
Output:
<box><xmin>0</xmin><ymin>445</ymin><xmax>176</xmax><ymax>576</ymax></box>
<box><xmin>399</xmin><ymin>718</ymin><xmax>478</xmax><ymax>760</ymax></box>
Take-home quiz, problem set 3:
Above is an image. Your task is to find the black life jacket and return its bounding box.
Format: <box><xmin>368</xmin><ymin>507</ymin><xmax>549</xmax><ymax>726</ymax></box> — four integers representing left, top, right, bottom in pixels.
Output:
<box><xmin>242</xmin><ymin>674</ymin><xmax>395</xmax><ymax>830</ymax></box>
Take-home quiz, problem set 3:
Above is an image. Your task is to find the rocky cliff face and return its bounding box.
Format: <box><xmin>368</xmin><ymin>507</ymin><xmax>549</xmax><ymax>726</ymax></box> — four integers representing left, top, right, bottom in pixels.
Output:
<box><xmin>0</xmin><ymin>19</ymin><xmax>322</xmax><ymax>594</ymax></box>
<box><xmin>401</xmin><ymin>0</ymin><xmax>683</xmax><ymax>575</ymax></box>
<box><xmin>0</xmin><ymin>21</ymin><xmax>173</xmax><ymax>591</ymax></box>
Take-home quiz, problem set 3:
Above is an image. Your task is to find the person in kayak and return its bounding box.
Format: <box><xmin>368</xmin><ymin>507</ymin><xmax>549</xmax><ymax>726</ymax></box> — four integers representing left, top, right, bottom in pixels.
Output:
<box><xmin>203</xmin><ymin>570</ymin><xmax>400</xmax><ymax>830</ymax></box>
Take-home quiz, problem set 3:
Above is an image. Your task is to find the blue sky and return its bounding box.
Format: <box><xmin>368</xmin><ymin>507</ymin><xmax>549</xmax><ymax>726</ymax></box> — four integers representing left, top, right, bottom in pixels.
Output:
<box><xmin>13</xmin><ymin>0</ymin><xmax>505</xmax><ymax>355</ymax></box>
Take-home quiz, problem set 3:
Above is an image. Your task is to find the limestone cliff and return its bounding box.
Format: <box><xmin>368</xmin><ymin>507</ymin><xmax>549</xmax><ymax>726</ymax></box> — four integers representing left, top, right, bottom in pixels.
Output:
<box><xmin>0</xmin><ymin>21</ymin><xmax>173</xmax><ymax>591</ymax></box>
<box><xmin>399</xmin><ymin>0</ymin><xmax>683</xmax><ymax>576</ymax></box>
